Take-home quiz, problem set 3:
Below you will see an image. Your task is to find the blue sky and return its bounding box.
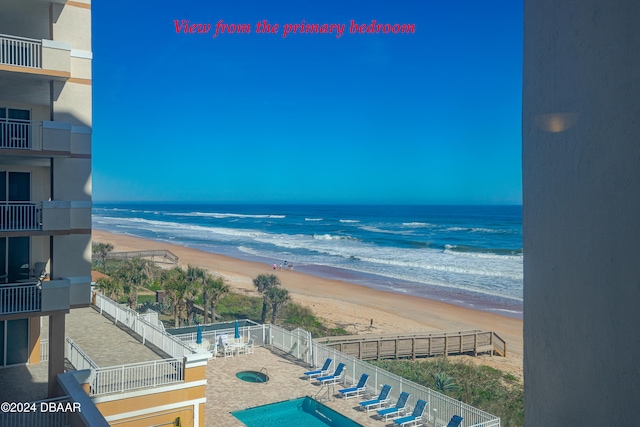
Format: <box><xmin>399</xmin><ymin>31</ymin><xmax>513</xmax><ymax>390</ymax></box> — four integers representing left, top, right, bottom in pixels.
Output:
<box><xmin>92</xmin><ymin>1</ymin><xmax>523</xmax><ymax>204</ymax></box>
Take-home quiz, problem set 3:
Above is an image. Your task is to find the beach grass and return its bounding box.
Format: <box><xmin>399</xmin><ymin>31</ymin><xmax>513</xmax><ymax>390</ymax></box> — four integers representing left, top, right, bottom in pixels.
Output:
<box><xmin>370</xmin><ymin>358</ymin><xmax>523</xmax><ymax>426</ymax></box>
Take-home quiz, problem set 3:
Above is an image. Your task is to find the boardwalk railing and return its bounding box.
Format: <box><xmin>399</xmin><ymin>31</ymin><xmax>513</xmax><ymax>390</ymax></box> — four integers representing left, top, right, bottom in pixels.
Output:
<box><xmin>0</xmin><ymin>282</ymin><xmax>41</xmax><ymax>315</ymax></box>
<box><xmin>92</xmin><ymin>358</ymin><xmax>183</xmax><ymax>396</ymax></box>
<box><xmin>95</xmin><ymin>293</ymin><xmax>194</xmax><ymax>358</ymax></box>
<box><xmin>0</xmin><ymin>396</ymin><xmax>70</xmax><ymax>427</ymax></box>
<box><xmin>96</xmin><ymin>250</ymin><xmax>179</xmax><ymax>264</ymax></box>
<box><xmin>0</xmin><ymin>202</ymin><xmax>42</xmax><ymax>231</ymax></box>
<box><xmin>0</xmin><ymin>33</ymin><xmax>42</xmax><ymax>68</ymax></box>
<box><xmin>314</xmin><ymin>330</ymin><xmax>506</xmax><ymax>359</ymax></box>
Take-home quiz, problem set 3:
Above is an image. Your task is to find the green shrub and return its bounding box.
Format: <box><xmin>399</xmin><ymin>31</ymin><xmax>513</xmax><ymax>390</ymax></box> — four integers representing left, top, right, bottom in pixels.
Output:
<box><xmin>370</xmin><ymin>358</ymin><xmax>523</xmax><ymax>426</ymax></box>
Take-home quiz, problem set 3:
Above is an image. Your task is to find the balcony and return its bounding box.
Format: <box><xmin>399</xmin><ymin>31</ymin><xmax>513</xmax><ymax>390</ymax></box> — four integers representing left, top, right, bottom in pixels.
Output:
<box><xmin>0</xmin><ymin>118</ymin><xmax>89</xmax><ymax>155</ymax></box>
<box><xmin>0</xmin><ymin>33</ymin><xmax>70</xmax><ymax>77</ymax></box>
<box><xmin>1</xmin><ymin>201</ymin><xmax>91</xmax><ymax>233</ymax></box>
<box><xmin>0</xmin><ymin>278</ymin><xmax>88</xmax><ymax>316</ymax></box>
<box><xmin>0</xmin><ymin>202</ymin><xmax>41</xmax><ymax>231</ymax></box>
<box><xmin>0</xmin><ymin>282</ymin><xmax>41</xmax><ymax>315</ymax></box>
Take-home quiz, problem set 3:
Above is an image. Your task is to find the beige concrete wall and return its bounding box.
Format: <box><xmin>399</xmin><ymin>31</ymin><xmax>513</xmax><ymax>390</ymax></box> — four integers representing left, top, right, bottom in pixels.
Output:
<box><xmin>53</xmin><ymin>82</ymin><xmax>92</xmax><ymax>127</ymax></box>
<box><xmin>523</xmin><ymin>1</ymin><xmax>640</xmax><ymax>425</ymax></box>
<box><xmin>71</xmin><ymin>55</ymin><xmax>92</xmax><ymax>80</ymax></box>
<box><xmin>41</xmin><ymin>42</ymin><xmax>71</xmax><ymax>74</ymax></box>
<box><xmin>42</xmin><ymin>123</ymin><xmax>72</xmax><ymax>152</ymax></box>
<box><xmin>52</xmin><ymin>234</ymin><xmax>91</xmax><ymax>279</ymax></box>
<box><xmin>70</xmin><ymin>128</ymin><xmax>91</xmax><ymax>155</ymax></box>
<box><xmin>52</xmin><ymin>157</ymin><xmax>91</xmax><ymax>201</ymax></box>
<box><xmin>52</xmin><ymin>3</ymin><xmax>92</xmax><ymax>52</ymax></box>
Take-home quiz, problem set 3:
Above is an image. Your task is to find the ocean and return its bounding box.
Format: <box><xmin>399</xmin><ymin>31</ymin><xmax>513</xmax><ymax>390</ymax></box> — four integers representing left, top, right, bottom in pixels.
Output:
<box><xmin>92</xmin><ymin>204</ymin><xmax>523</xmax><ymax>318</ymax></box>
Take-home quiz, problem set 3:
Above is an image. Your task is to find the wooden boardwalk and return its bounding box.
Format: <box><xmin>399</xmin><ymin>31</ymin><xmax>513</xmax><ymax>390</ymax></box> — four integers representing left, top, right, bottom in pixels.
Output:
<box><xmin>314</xmin><ymin>330</ymin><xmax>506</xmax><ymax>360</ymax></box>
<box><xmin>95</xmin><ymin>249</ymin><xmax>179</xmax><ymax>264</ymax></box>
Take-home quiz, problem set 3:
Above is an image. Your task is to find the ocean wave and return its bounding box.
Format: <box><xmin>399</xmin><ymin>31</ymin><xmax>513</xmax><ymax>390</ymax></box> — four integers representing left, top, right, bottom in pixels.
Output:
<box><xmin>443</xmin><ymin>244</ymin><xmax>523</xmax><ymax>259</ymax></box>
<box><xmin>339</xmin><ymin>219</ymin><xmax>360</xmax><ymax>223</ymax></box>
<box><xmin>359</xmin><ymin>226</ymin><xmax>411</xmax><ymax>235</ymax></box>
<box><xmin>401</xmin><ymin>222</ymin><xmax>434</xmax><ymax>228</ymax></box>
<box><xmin>305</xmin><ymin>218</ymin><xmax>323</xmax><ymax>221</ymax></box>
<box><xmin>313</xmin><ymin>234</ymin><xmax>357</xmax><ymax>241</ymax></box>
<box><xmin>445</xmin><ymin>226</ymin><xmax>513</xmax><ymax>234</ymax></box>
<box><xmin>169</xmin><ymin>212</ymin><xmax>286</xmax><ymax>219</ymax></box>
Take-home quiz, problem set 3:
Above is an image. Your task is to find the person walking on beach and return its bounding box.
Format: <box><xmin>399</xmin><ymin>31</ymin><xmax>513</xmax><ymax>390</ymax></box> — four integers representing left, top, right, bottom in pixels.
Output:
<box><xmin>279</xmin><ymin>263</ymin><xmax>283</xmax><ymax>270</ymax></box>
<box><xmin>273</xmin><ymin>263</ymin><xmax>277</xmax><ymax>270</ymax></box>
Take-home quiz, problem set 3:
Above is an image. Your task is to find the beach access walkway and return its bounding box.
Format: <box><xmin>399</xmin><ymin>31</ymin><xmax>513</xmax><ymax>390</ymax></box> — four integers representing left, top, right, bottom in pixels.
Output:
<box><xmin>314</xmin><ymin>330</ymin><xmax>506</xmax><ymax>360</ymax></box>
<box><xmin>93</xmin><ymin>249</ymin><xmax>179</xmax><ymax>264</ymax></box>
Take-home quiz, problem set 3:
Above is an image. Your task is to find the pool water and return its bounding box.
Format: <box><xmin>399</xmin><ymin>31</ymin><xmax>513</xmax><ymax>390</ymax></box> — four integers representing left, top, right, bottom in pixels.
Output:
<box><xmin>231</xmin><ymin>397</ymin><xmax>363</xmax><ymax>427</ymax></box>
<box><xmin>236</xmin><ymin>370</ymin><xmax>269</xmax><ymax>383</ymax></box>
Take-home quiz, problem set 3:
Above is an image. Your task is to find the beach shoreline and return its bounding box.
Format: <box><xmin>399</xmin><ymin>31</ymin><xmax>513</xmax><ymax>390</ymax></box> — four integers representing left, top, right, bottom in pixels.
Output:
<box><xmin>92</xmin><ymin>229</ymin><xmax>524</xmax><ymax>375</ymax></box>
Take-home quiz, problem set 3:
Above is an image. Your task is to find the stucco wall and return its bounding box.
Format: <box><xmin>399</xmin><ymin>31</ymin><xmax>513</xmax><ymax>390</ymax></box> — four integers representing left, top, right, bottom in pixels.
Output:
<box><xmin>523</xmin><ymin>1</ymin><xmax>640</xmax><ymax>424</ymax></box>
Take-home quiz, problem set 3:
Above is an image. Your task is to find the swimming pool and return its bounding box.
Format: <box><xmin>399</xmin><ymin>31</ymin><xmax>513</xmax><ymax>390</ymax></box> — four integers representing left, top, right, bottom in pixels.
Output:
<box><xmin>231</xmin><ymin>396</ymin><xmax>363</xmax><ymax>427</ymax></box>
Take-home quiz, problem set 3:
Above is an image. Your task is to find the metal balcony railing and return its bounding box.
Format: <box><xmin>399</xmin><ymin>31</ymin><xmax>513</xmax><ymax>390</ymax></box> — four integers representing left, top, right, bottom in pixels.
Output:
<box><xmin>0</xmin><ymin>282</ymin><xmax>41</xmax><ymax>315</ymax></box>
<box><xmin>0</xmin><ymin>33</ymin><xmax>42</xmax><ymax>69</ymax></box>
<box><xmin>0</xmin><ymin>202</ymin><xmax>42</xmax><ymax>231</ymax></box>
<box><xmin>0</xmin><ymin>118</ymin><xmax>40</xmax><ymax>149</ymax></box>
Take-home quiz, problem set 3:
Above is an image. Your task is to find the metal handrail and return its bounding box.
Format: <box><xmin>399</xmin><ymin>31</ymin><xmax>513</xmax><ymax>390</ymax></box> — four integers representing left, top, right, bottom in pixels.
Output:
<box><xmin>0</xmin><ymin>282</ymin><xmax>41</xmax><ymax>314</ymax></box>
<box><xmin>0</xmin><ymin>202</ymin><xmax>42</xmax><ymax>231</ymax></box>
<box><xmin>0</xmin><ymin>33</ymin><xmax>42</xmax><ymax>68</ymax></box>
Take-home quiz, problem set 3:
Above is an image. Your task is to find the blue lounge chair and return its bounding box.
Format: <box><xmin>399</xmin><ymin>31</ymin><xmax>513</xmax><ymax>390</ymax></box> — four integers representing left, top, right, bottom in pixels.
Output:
<box><xmin>338</xmin><ymin>373</ymin><xmax>369</xmax><ymax>399</ymax></box>
<box><xmin>304</xmin><ymin>358</ymin><xmax>332</xmax><ymax>381</ymax></box>
<box><xmin>359</xmin><ymin>384</ymin><xmax>392</xmax><ymax>412</ymax></box>
<box><xmin>393</xmin><ymin>399</ymin><xmax>428</xmax><ymax>427</ymax></box>
<box><xmin>316</xmin><ymin>362</ymin><xmax>345</xmax><ymax>386</ymax></box>
<box><xmin>442</xmin><ymin>415</ymin><xmax>463</xmax><ymax>427</ymax></box>
<box><xmin>377</xmin><ymin>391</ymin><xmax>410</xmax><ymax>421</ymax></box>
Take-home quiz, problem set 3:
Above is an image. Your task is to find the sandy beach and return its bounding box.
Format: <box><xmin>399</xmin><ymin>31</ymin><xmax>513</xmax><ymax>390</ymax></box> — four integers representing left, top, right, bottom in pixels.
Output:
<box><xmin>92</xmin><ymin>229</ymin><xmax>523</xmax><ymax>376</ymax></box>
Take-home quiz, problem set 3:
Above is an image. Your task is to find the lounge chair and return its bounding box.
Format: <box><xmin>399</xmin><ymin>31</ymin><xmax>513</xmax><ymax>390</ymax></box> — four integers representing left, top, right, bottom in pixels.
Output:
<box><xmin>304</xmin><ymin>358</ymin><xmax>332</xmax><ymax>381</ymax></box>
<box><xmin>377</xmin><ymin>391</ymin><xmax>410</xmax><ymax>421</ymax></box>
<box><xmin>442</xmin><ymin>415</ymin><xmax>463</xmax><ymax>427</ymax></box>
<box><xmin>392</xmin><ymin>399</ymin><xmax>428</xmax><ymax>427</ymax></box>
<box><xmin>359</xmin><ymin>384</ymin><xmax>392</xmax><ymax>412</ymax></box>
<box><xmin>316</xmin><ymin>362</ymin><xmax>345</xmax><ymax>386</ymax></box>
<box><xmin>338</xmin><ymin>373</ymin><xmax>369</xmax><ymax>399</ymax></box>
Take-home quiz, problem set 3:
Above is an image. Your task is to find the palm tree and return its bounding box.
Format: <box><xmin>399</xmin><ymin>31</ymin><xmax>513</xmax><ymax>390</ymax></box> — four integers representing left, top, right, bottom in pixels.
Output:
<box><xmin>161</xmin><ymin>267</ymin><xmax>183</xmax><ymax>327</ymax></box>
<box><xmin>96</xmin><ymin>276</ymin><xmax>123</xmax><ymax>301</ymax></box>
<box><xmin>202</xmin><ymin>275</ymin><xmax>229</xmax><ymax>323</ymax></box>
<box><xmin>113</xmin><ymin>257</ymin><xmax>156</xmax><ymax>309</ymax></box>
<box><xmin>253</xmin><ymin>274</ymin><xmax>281</xmax><ymax>323</ymax></box>
<box><xmin>92</xmin><ymin>242</ymin><xmax>114</xmax><ymax>273</ymax></box>
<box><xmin>161</xmin><ymin>266</ymin><xmax>200</xmax><ymax>327</ymax></box>
<box><xmin>265</xmin><ymin>287</ymin><xmax>291</xmax><ymax>324</ymax></box>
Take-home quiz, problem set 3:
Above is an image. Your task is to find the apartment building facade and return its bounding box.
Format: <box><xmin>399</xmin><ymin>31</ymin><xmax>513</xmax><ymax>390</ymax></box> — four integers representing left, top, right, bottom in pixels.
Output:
<box><xmin>0</xmin><ymin>0</ymin><xmax>92</xmax><ymax>397</ymax></box>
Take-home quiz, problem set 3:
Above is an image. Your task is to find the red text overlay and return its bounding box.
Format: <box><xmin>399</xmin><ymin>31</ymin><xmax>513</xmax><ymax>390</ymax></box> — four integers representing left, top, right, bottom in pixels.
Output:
<box><xmin>174</xmin><ymin>20</ymin><xmax>416</xmax><ymax>39</ymax></box>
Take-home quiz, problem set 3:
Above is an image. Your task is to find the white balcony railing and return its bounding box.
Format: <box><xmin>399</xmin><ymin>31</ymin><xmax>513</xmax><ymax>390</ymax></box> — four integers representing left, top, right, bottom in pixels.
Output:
<box><xmin>0</xmin><ymin>33</ymin><xmax>42</xmax><ymax>68</ymax></box>
<box><xmin>95</xmin><ymin>293</ymin><xmax>195</xmax><ymax>359</ymax></box>
<box><xmin>92</xmin><ymin>359</ymin><xmax>184</xmax><ymax>396</ymax></box>
<box><xmin>0</xmin><ymin>202</ymin><xmax>42</xmax><ymax>231</ymax></box>
<box><xmin>0</xmin><ymin>282</ymin><xmax>41</xmax><ymax>315</ymax></box>
<box><xmin>0</xmin><ymin>118</ymin><xmax>40</xmax><ymax>149</ymax></box>
<box><xmin>0</xmin><ymin>396</ymin><xmax>70</xmax><ymax>427</ymax></box>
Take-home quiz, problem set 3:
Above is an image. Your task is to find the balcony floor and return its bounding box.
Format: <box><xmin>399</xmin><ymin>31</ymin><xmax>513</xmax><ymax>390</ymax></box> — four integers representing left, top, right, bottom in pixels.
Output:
<box><xmin>0</xmin><ymin>362</ymin><xmax>48</xmax><ymax>402</ymax></box>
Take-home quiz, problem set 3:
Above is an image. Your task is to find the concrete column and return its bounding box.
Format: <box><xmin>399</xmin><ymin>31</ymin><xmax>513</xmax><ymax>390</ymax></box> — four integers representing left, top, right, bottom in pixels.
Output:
<box><xmin>48</xmin><ymin>312</ymin><xmax>66</xmax><ymax>397</ymax></box>
<box><xmin>28</xmin><ymin>317</ymin><xmax>41</xmax><ymax>365</ymax></box>
<box><xmin>523</xmin><ymin>1</ymin><xmax>640</xmax><ymax>425</ymax></box>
